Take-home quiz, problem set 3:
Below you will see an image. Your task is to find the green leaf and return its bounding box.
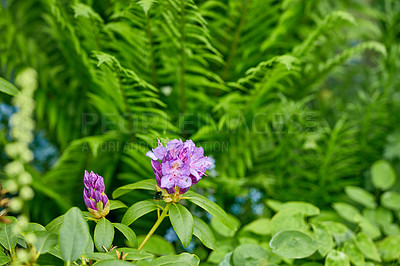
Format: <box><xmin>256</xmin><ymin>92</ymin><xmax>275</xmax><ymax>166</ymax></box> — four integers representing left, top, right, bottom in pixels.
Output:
<box><xmin>271</xmin><ymin>210</ymin><xmax>307</xmax><ymax>235</ymax></box>
<box><xmin>93</xmin><ymin>260</ymin><xmax>133</xmax><ymax>266</ymax></box>
<box><xmin>114</xmin><ymin>248</ymin><xmax>154</xmax><ymax>261</ymax></box>
<box><xmin>377</xmin><ymin>235</ymin><xmax>400</xmax><ymax>262</ymax></box>
<box><xmin>139</xmin><ymin>0</ymin><xmax>157</xmax><ymax>14</ymax></box>
<box><xmin>321</xmin><ymin>221</ymin><xmax>353</xmax><ymax>245</ymax></box>
<box><xmin>358</xmin><ymin>217</ymin><xmax>381</xmax><ymax>239</ymax></box>
<box><xmin>325</xmin><ymin>250</ymin><xmax>350</xmax><ymax>266</ymax></box>
<box><xmin>0</xmin><ymin>216</ymin><xmax>18</xmax><ymax>251</ymax></box>
<box><xmin>45</xmin><ymin>215</ymin><xmax>64</xmax><ymax>233</ymax></box>
<box><xmin>242</xmin><ymin>218</ymin><xmax>271</xmax><ymax>236</ymax></box>
<box><xmin>270</xmin><ymin>230</ymin><xmax>318</xmax><ymax>259</ymax></box>
<box><xmin>0</xmin><ymin>248</ymin><xmax>11</xmax><ymax>265</ymax></box>
<box><xmin>148</xmin><ymin>253</ymin><xmax>200</xmax><ymax>266</ymax></box>
<box><xmin>332</xmin><ymin>202</ymin><xmax>361</xmax><ymax>223</ymax></box>
<box><xmin>210</xmin><ymin>216</ymin><xmax>237</xmax><ymax>237</ymax></box>
<box><xmin>112</xmin><ymin>223</ymin><xmax>137</xmax><ymax>248</ymax></box>
<box><xmin>0</xmin><ymin>77</ymin><xmax>19</xmax><ymax>96</ymax></box>
<box><xmin>232</xmin><ymin>244</ymin><xmax>269</xmax><ymax>265</ymax></box>
<box><xmin>363</xmin><ymin>207</ymin><xmax>392</xmax><ymax>226</ymax></box>
<box><xmin>59</xmin><ymin>207</ymin><xmax>90</xmax><ymax>263</ymax></box>
<box><xmin>381</xmin><ymin>191</ymin><xmax>400</xmax><ymax>210</ymax></box>
<box><xmin>136</xmin><ymin>235</ymin><xmax>176</xmax><ymax>255</ymax></box>
<box><xmin>112</xmin><ymin>179</ymin><xmax>156</xmax><ymax>199</ymax></box>
<box><xmin>121</xmin><ymin>200</ymin><xmax>159</xmax><ymax>226</ymax></box>
<box><xmin>94</xmin><ymin>218</ymin><xmax>115</xmax><ymax>252</ymax></box>
<box><xmin>83</xmin><ymin>252</ymin><xmax>115</xmax><ymax>261</ymax></box>
<box><xmin>266</xmin><ymin>199</ymin><xmax>283</xmax><ymax>212</ymax></box>
<box><xmin>193</xmin><ymin>216</ymin><xmax>216</xmax><ymax>250</ymax></box>
<box><xmin>371</xmin><ymin>160</ymin><xmax>396</xmax><ymax>190</ymax></box>
<box><xmin>311</xmin><ymin>223</ymin><xmax>333</xmax><ymax>257</ymax></box>
<box><xmin>34</xmin><ymin>231</ymin><xmax>58</xmax><ymax>255</ymax></box>
<box><xmin>186</xmin><ymin>191</ymin><xmax>237</xmax><ymax>231</ymax></box>
<box><xmin>281</xmin><ymin>202</ymin><xmax>320</xmax><ymax>216</ymax></box>
<box><xmin>345</xmin><ymin>186</ymin><xmax>377</xmax><ymax>209</ymax></box>
<box><xmin>169</xmin><ymin>204</ymin><xmax>194</xmax><ymax>248</ymax></box>
<box><xmin>355</xmin><ymin>232</ymin><xmax>381</xmax><ymax>262</ymax></box>
<box><xmin>109</xmin><ymin>200</ymin><xmax>128</xmax><ymax>211</ymax></box>
<box><xmin>219</xmin><ymin>252</ymin><xmax>233</xmax><ymax>266</ymax></box>
<box><xmin>343</xmin><ymin>242</ymin><xmax>364</xmax><ymax>266</ymax></box>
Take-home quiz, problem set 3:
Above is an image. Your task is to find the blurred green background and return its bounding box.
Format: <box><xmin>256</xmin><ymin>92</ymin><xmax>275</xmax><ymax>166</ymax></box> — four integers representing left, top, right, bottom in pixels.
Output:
<box><xmin>1</xmin><ymin>0</ymin><xmax>400</xmax><ymax>253</ymax></box>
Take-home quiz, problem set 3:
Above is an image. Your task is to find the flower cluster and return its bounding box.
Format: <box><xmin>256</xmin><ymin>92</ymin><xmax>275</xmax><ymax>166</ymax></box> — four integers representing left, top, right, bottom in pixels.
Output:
<box><xmin>83</xmin><ymin>171</ymin><xmax>110</xmax><ymax>219</ymax></box>
<box><xmin>146</xmin><ymin>138</ymin><xmax>213</xmax><ymax>195</ymax></box>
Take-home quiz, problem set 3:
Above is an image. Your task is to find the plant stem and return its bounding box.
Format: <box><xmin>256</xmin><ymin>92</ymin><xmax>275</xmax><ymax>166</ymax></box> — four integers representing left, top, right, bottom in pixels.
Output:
<box><xmin>138</xmin><ymin>203</ymin><xmax>171</xmax><ymax>250</ymax></box>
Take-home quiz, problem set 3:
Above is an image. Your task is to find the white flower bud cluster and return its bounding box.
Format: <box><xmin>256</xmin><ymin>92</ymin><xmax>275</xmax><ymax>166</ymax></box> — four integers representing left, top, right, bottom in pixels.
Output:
<box><xmin>3</xmin><ymin>68</ymin><xmax>38</xmax><ymax>261</ymax></box>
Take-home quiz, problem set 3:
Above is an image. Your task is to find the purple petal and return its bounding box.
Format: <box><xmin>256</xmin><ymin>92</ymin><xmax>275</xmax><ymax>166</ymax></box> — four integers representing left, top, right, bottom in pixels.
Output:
<box><xmin>152</xmin><ymin>146</ymin><xmax>168</xmax><ymax>160</ymax></box>
<box><xmin>146</xmin><ymin>151</ymin><xmax>158</xmax><ymax>160</ymax></box>
<box><xmin>161</xmin><ymin>174</ymin><xmax>175</xmax><ymax>189</ymax></box>
<box><xmin>190</xmin><ymin>156</ymin><xmax>213</xmax><ymax>178</ymax></box>
<box><xmin>166</xmin><ymin>139</ymin><xmax>183</xmax><ymax>158</ymax></box>
<box><xmin>191</xmin><ymin>147</ymin><xmax>204</xmax><ymax>161</ymax></box>
<box><xmin>93</xmin><ymin>174</ymin><xmax>105</xmax><ymax>192</ymax></box>
<box><xmin>176</xmin><ymin>175</ymin><xmax>192</xmax><ymax>189</ymax></box>
<box><xmin>179</xmin><ymin>187</ymin><xmax>190</xmax><ymax>194</ymax></box>
<box><xmin>190</xmin><ymin>168</ymin><xmax>201</xmax><ymax>181</ymax></box>
<box><xmin>151</xmin><ymin>159</ymin><xmax>162</xmax><ymax>186</ymax></box>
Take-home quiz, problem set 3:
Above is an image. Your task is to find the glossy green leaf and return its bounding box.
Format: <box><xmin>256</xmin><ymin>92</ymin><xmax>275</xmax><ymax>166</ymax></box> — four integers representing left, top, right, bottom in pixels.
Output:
<box><xmin>121</xmin><ymin>200</ymin><xmax>159</xmax><ymax>226</ymax></box>
<box><xmin>355</xmin><ymin>232</ymin><xmax>381</xmax><ymax>262</ymax></box>
<box><xmin>371</xmin><ymin>160</ymin><xmax>396</xmax><ymax>190</ymax></box>
<box><xmin>114</xmin><ymin>248</ymin><xmax>154</xmax><ymax>261</ymax></box>
<box><xmin>186</xmin><ymin>191</ymin><xmax>237</xmax><ymax>231</ymax></box>
<box><xmin>109</xmin><ymin>200</ymin><xmax>128</xmax><ymax>211</ymax></box>
<box><xmin>381</xmin><ymin>191</ymin><xmax>400</xmax><ymax>210</ymax></box>
<box><xmin>270</xmin><ymin>230</ymin><xmax>318</xmax><ymax>259</ymax></box>
<box><xmin>34</xmin><ymin>231</ymin><xmax>58</xmax><ymax>255</ymax></box>
<box><xmin>0</xmin><ymin>77</ymin><xmax>19</xmax><ymax>95</ymax></box>
<box><xmin>377</xmin><ymin>235</ymin><xmax>400</xmax><ymax>262</ymax></box>
<box><xmin>325</xmin><ymin>250</ymin><xmax>350</xmax><ymax>266</ymax></box>
<box><xmin>332</xmin><ymin>202</ymin><xmax>361</xmax><ymax>223</ymax></box>
<box><xmin>148</xmin><ymin>252</ymin><xmax>200</xmax><ymax>266</ymax></box>
<box><xmin>169</xmin><ymin>204</ymin><xmax>194</xmax><ymax>248</ymax></box>
<box><xmin>232</xmin><ymin>244</ymin><xmax>269</xmax><ymax>265</ymax></box>
<box><xmin>112</xmin><ymin>179</ymin><xmax>156</xmax><ymax>199</ymax></box>
<box><xmin>0</xmin><ymin>216</ymin><xmax>17</xmax><ymax>251</ymax></box>
<box><xmin>83</xmin><ymin>252</ymin><xmax>115</xmax><ymax>261</ymax></box>
<box><xmin>345</xmin><ymin>186</ymin><xmax>376</xmax><ymax>209</ymax></box>
<box><xmin>59</xmin><ymin>207</ymin><xmax>90</xmax><ymax>263</ymax></box>
<box><xmin>112</xmin><ymin>223</ymin><xmax>137</xmax><ymax>248</ymax></box>
<box><xmin>45</xmin><ymin>215</ymin><xmax>64</xmax><ymax>233</ymax></box>
<box><xmin>242</xmin><ymin>218</ymin><xmax>271</xmax><ymax>236</ymax></box>
<box><xmin>193</xmin><ymin>216</ymin><xmax>216</xmax><ymax>250</ymax></box>
<box><xmin>93</xmin><ymin>260</ymin><xmax>133</xmax><ymax>266</ymax></box>
<box><xmin>94</xmin><ymin>218</ymin><xmax>115</xmax><ymax>252</ymax></box>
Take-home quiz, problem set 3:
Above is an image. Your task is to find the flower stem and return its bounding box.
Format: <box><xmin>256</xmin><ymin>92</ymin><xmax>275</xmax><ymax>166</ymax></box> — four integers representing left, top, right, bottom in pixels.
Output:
<box><xmin>138</xmin><ymin>203</ymin><xmax>171</xmax><ymax>250</ymax></box>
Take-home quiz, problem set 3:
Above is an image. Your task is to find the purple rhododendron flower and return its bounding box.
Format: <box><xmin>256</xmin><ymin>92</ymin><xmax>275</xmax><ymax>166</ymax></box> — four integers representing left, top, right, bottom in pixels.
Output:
<box><xmin>146</xmin><ymin>138</ymin><xmax>213</xmax><ymax>194</ymax></box>
<box><xmin>83</xmin><ymin>170</ymin><xmax>110</xmax><ymax>218</ymax></box>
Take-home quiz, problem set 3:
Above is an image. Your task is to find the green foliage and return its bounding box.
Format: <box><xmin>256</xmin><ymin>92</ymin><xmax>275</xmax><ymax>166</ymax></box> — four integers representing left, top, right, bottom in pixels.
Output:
<box><xmin>1</xmin><ymin>0</ymin><xmax>400</xmax><ymax>264</ymax></box>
